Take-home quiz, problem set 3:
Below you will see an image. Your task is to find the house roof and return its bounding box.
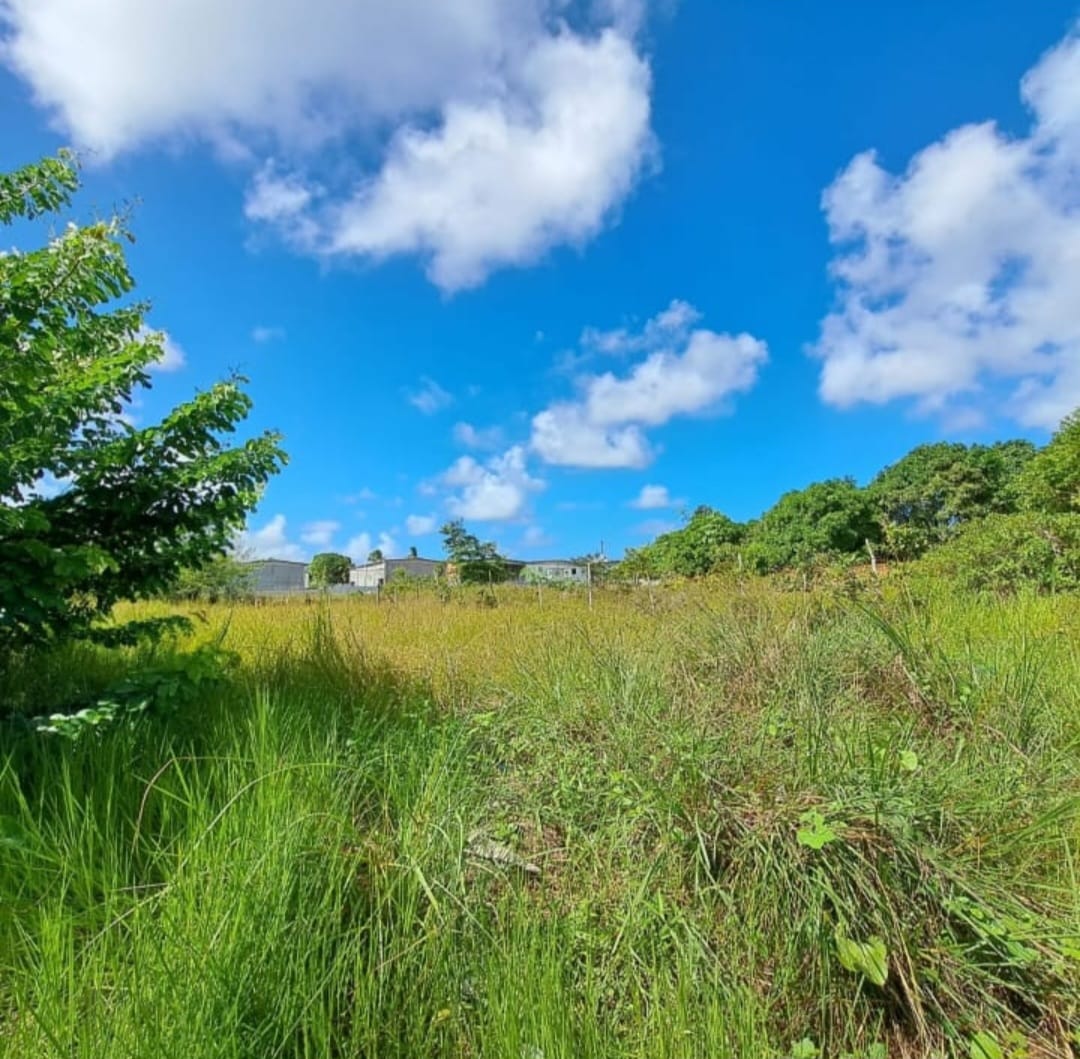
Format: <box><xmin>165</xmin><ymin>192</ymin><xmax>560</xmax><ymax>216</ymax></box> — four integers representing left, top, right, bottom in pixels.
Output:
<box><xmin>244</xmin><ymin>558</ymin><xmax>308</xmax><ymax>566</ymax></box>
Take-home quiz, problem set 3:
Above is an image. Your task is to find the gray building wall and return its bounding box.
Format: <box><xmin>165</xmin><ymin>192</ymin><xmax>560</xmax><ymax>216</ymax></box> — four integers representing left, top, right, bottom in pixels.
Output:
<box><xmin>348</xmin><ymin>557</ymin><xmax>443</xmax><ymax>589</ymax></box>
<box><xmin>246</xmin><ymin>559</ymin><xmax>309</xmax><ymax>593</ymax></box>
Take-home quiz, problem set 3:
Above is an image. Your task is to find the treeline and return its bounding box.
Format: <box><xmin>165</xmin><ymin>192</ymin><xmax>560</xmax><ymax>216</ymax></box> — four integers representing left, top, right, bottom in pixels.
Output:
<box><xmin>621</xmin><ymin>410</ymin><xmax>1080</xmax><ymax>592</ymax></box>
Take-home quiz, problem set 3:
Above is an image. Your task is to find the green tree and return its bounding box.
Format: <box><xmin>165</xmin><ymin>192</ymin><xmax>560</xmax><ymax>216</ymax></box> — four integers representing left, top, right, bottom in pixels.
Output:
<box><xmin>308</xmin><ymin>552</ymin><xmax>352</xmax><ymax>587</ymax></box>
<box><xmin>744</xmin><ymin>478</ymin><xmax>879</xmax><ymax>573</ymax></box>
<box><xmin>439</xmin><ymin>519</ymin><xmax>508</xmax><ymax>584</ymax></box>
<box><xmin>0</xmin><ymin>153</ymin><xmax>285</xmax><ymax>648</ymax></box>
<box><xmin>171</xmin><ymin>553</ymin><xmax>254</xmax><ymax>602</ymax></box>
<box><xmin>367</xmin><ymin>548</ymin><xmax>384</xmax><ymax>562</ymax></box>
<box><xmin>1019</xmin><ymin>409</ymin><xmax>1080</xmax><ymax>514</ymax></box>
<box><xmin>620</xmin><ymin>506</ymin><xmax>746</xmax><ymax>579</ymax></box>
<box><xmin>869</xmin><ymin>441</ymin><xmax>1034</xmax><ymax>558</ymax></box>
<box><xmin>408</xmin><ymin>545</ymin><xmax>418</xmax><ymax>558</ymax></box>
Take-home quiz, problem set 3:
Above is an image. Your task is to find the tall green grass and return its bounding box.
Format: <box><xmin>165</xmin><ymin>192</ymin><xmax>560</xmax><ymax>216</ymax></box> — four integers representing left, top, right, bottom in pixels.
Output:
<box><xmin>1</xmin><ymin>579</ymin><xmax>1077</xmax><ymax>1057</ymax></box>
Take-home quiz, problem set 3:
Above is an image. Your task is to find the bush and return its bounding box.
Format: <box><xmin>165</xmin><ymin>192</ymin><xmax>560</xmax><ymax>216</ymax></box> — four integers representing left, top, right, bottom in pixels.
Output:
<box><xmin>918</xmin><ymin>513</ymin><xmax>1080</xmax><ymax>594</ymax></box>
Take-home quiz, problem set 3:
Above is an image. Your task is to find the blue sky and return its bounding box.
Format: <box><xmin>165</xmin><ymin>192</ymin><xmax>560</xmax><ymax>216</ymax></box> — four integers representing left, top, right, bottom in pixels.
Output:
<box><xmin>3</xmin><ymin>1</ymin><xmax>1079</xmax><ymax>561</ymax></box>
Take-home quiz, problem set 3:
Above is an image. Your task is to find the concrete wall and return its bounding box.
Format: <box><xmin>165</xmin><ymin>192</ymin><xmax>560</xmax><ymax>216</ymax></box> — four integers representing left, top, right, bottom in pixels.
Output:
<box><xmin>348</xmin><ymin>561</ymin><xmax>387</xmax><ymax>589</ymax></box>
<box><xmin>247</xmin><ymin>560</ymin><xmax>308</xmax><ymax>593</ymax></box>
<box><xmin>385</xmin><ymin>558</ymin><xmax>442</xmax><ymax>581</ymax></box>
<box><xmin>349</xmin><ymin>557</ymin><xmax>443</xmax><ymax>588</ymax></box>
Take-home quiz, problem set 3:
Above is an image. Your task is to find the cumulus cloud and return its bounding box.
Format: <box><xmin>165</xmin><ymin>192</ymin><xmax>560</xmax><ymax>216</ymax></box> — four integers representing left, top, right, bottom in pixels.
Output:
<box><xmin>531</xmin><ymin>300</ymin><xmax>767</xmax><ymax>468</ymax></box>
<box><xmin>345</xmin><ymin>530</ymin><xmax>398</xmax><ymax>561</ymax></box>
<box><xmin>407</xmin><ymin>377</ymin><xmax>454</xmax><ymax>415</ymax></box>
<box><xmin>0</xmin><ymin>1</ymin><xmax>657</xmax><ymax>291</ymax></box>
<box><xmin>442</xmin><ymin>445</ymin><xmax>544</xmax><ymax>521</ymax></box>
<box><xmin>140</xmin><ymin>328</ymin><xmax>186</xmax><ymax>373</ymax></box>
<box><xmin>453</xmin><ymin>421</ymin><xmax>504</xmax><ymax>450</ymax></box>
<box><xmin>324</xmin><ymin>29</ymin><xmax>654</xmax><ymax>290</ymax></box>
<box><xmin>405</xmin><ymin>514</ymin><xmax>438</xmax><ymax>536</ymax></box>
<box><xmin>532</xmin><ymin>406</ymin><xmax>653</xmax><ymax>468</ymax></box>
<box><xmin>300</xmin><ymin>519</ymin><xmax>341</xmax><ymax>547</ymax></box>
<box><xmin>629</xmin><ymin>483</ymin><xmax>676</xmax><ymax>509</ymax></box>
<box><xmin>813</xmin><ymin>24</ymin><xmax>1080</xmax><ymax>430</ymax></box>
<box><xmin>237</xmin><ymin>514</ymin><xmax>305</xmax><ymax>561</ymax></box>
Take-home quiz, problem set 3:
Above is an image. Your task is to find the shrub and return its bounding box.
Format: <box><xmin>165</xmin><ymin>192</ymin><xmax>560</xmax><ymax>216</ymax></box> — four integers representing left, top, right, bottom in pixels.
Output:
<box><xmin>918</xmin><ymin>513</ymin><xmax>1080</xmax><ymax>594</ymax></box>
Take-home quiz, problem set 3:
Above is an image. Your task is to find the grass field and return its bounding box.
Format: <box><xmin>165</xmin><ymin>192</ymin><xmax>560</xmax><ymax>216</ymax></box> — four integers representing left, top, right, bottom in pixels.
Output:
<box><xmin>1</xmin><ymin>577</ymin><xmax>1078</xmax><ymax>1057</ymax></box>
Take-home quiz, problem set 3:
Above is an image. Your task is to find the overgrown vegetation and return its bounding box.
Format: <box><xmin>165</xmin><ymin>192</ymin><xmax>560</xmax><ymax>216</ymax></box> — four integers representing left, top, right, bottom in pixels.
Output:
<box><xmin>2</xmin><ymin>150</ymin><xmax>1078</xmax><ymax>1059</ymax></box>
<box><xmin>0</xmin><ymin>152</ymin><xmax>283</xmax><ymax>649</ymax></box>
<box><xmin>623</xmin><ymin>418</ymin><xmax>1079</xmax><ymax>590</ymax></box>
<box><xmin>1</xmin><ymin>581</ymin><xmax>1077</xmax><ymax>1057</ymax></box>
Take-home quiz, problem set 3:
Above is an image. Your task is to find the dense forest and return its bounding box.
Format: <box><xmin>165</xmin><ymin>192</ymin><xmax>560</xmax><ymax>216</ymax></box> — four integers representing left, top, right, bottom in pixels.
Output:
<box><xmin>621</xmin><ymin>415</ymin><xmax>1080</xmax><ymax>592</ymax></box>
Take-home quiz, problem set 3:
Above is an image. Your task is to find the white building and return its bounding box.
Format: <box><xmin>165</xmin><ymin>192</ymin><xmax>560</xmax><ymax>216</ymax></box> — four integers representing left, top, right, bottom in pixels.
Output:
<box><xmin>520</xmin><ymin>560</ymin><xmax>590</xmax><ymax>584</ymax></box>
<box><xmin>348</xmin><ymin>556</ymin><xmax>443</xmax><ymax>589</ymax></box>
<box><xmin>244</xmin><ymin>558</ymin><xmax>309</xmax><ymax>593</ymax></box>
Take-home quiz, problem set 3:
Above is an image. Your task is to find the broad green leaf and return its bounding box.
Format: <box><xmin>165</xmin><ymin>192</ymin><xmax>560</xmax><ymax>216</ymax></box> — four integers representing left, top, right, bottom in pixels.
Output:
<box><xmin>969</xmin><ymin>1031</ymin><xmax>1004</xmax><ymax>1059</ymax></box>
<box><xmin>835</xmin><ymin>933</ymin><xmax>888</xmax><ymax>986</ymax></box>
<box><xmin>898</xmin><ymin>749</ymin><xmax>919</xmax><ymax>771</ymax></box>
<box><xmin>796</xmin><ymin>810</ymin><xmax>839</xmax><ymax>850</ymax></box>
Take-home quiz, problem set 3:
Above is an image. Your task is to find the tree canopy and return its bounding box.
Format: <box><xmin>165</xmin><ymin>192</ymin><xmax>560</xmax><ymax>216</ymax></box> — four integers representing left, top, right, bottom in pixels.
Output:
<box><xmin>744</xmin><ymin>478</ymin><xmax>880</xmax><ymax>573</ymax></box>
<box><xmin>1019</xmin><ymin>410</ymin><xmax>1080</xmax><ymax>515</ymax></box>
<box><xmin>308</xmin><ymin>552</ymin><xmax>352</xmax><ymax>588</ymax></box>
<box><xmin>440</xmin><ymin>519</ymin><xmax>509</xmax><ymax>584</ymax></box>
<box><xmin>0</xmin><ymin>152</ymin><xmax>285</xmax><ymax>648</ymax></box>
<box><xmin>868</xmin><ymin>441</ymin><xmax>1034</xmax><ymax>558</ymax></box>
<box><xmin>622</xmin><ymin>506</ymin><xmax>744</xmax><ymax>579</ymax></box>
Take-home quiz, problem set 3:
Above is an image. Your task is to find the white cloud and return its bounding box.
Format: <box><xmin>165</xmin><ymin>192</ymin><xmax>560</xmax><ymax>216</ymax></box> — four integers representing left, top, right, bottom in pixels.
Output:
<box><xmin>453</xmin><ymin>421</ymin><xmax>504</xmax><ymax>450</ymax></box>
<box><xmin>28</xmin><ymin>471</ymin><xmax>72</xmax><ymax>500</ymax></box>
<box><xmin>408</xmin><ymin>376</ymin><xmax>454</xmax><ymax>415</ymax></box>
<box><xmin>376</xmin><ymin>531</ymin><xmax>398</xmax><ymax>558</ymax></box>
<box><xmin>300</xmin><ymin>519</ymin><xmax>341</xmax><ymax>547</ymax></box>
<box><xmin>324</xmin><ymin>29</ymin><xmax>654</xmax><ymax>290</ymax></box>
<box><xmin>141</xmin><ymin>328</ymin><xmax>186</xmax><ymax>372</ymax></box>
<box><xmin>237</xmin><ymin>514</ymin><xmax>305</xmax><ymax>561</ymax></box>
<box><xmin>532</xmin><ymin>405</ymin><xmax>653</xmax><ymax>468</ymax></box>
<box><xmin>1</xmin><ymin>1</ymin><xmax>657</xmax><ymax>291</ymax></box>
<box><xmin>345</xmin><ymin>530</ymin><xmax>398</xmax><ymax>561</ymax></box>
<box><xmin>405</xmin><ymin>514</ymin><xmax>438</xmax><ymax>536</ymax></box>
<box><xmin>252</xmin><ymin>324</ymin><xmax>285</xmax><ymax>343</ymax></box>
<box><xmin>531</xmin><ymin>300</ymin><xmax>767</xmax><ymax>468</ymax></box>
<box><xmin>629</xmin><ymin>483</ymin><xmax>675</xmax><ymax>509</ymax></box>
<box><xmin>581</xmin><ymin>298</ymin><xmax>701</xmax><ymax>357</ymax></box>
<box><xmin>442</xmin><ymin>444</ymin><xmax>544</xmax><ymax>521</ymax></box>
<box><xmin>813</xmin><ymin>23</ymin><xmax>1080</xmax><ymax>430</ymax></box>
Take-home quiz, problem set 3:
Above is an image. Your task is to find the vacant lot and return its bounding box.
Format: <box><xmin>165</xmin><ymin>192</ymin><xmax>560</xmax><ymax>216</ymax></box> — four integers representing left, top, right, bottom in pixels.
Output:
<box><xmin>2</xmin><ymin>579</ymin><xmax>1078</xmax><ymax>1057</ymax></box>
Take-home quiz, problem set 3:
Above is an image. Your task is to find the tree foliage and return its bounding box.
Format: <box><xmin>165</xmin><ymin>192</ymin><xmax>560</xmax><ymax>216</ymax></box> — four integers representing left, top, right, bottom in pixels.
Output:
<box><xmin>622</xmin><ymin>506</ymin><xmax>745</xmax><ymax>579</ymax></box>
<box><xmin>1019</xmin><ymin>410</ymin><xmax>1080</xmax><ymax>515</ymax></box>
<box><xmin>308</xmin><ymin>552</ymin><xmax>352</xmax><ymax>588</ymax></box>
<box><xmin>744</xmin><ymin>478</ymin><xmax>879</xmax><ymax>573</ymax></box>
<box><xmin>171</xmin><ymin>554</ymin><xmax>254</xmax><ymax>603</ymax></box>
<box><xmin>869</xmin><ymin>441</ymin><xmax>1034</xmax><ymax>558</ymax></box>
<box><xmin>439</xmin><ymin>519</ymin><xmax>509</xmax><ymax>584</ymax></box>
<box><xmin>0</xmin><ymin>152</ymin><xmax>285</xmax><ymax>648</ymax></box>
<box><xmin>919</xmin><ymin>513</ymin><xmax>1080</xmax><ymax>594</ymax></box>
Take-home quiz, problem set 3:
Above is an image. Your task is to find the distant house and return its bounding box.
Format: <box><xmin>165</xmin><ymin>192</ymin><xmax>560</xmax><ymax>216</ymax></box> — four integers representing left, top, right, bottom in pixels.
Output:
<box><xmin>520</xmin><ymin>559</ymin><xmax>590</xmax><ymax>584</ymax></box>
<box><xmin>348</xmin><ymin>556</ymin><xmax>443</xmax><ymax>590</ymax></box>
<box><xmin>244</xmin><ymin>558</ymin><xmax>308</xmax><ymax>593</ymax></box>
